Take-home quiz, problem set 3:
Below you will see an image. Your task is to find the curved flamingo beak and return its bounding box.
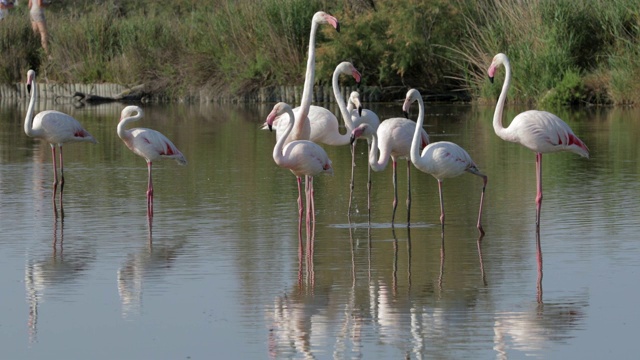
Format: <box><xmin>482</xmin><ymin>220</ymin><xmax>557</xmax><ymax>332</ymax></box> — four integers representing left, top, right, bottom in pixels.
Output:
<box><xmin>488</xmin><ymin>63</ymin><xmax>497</xmax><ymax>83</ymax></box>
<box><xmin>358</xmin><ymin>105</ymin><xmax>363</xmax><ymax>117</ymax></box>
<box><xmin>326</xmin><ymin>14</ymin><xmax>340</xmax><ymax>32</ymax></box>
<box><xmin>352</xmin><ymin>68</ymin><xmax>361</xmax><ymax>83</ymax></box>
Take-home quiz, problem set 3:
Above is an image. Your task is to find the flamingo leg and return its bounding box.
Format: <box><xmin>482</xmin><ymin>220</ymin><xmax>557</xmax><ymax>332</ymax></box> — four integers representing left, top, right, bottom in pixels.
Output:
<box><xmin>367</xmin><ymin>147</ymin><xmax>372</xmax><ymax>224</ymax></box>
<box><xmin>310</xmin><ymin>176</ymin><xmax>316</xmax><ymax>226</ymax></box>
<box><xmin>50</xmin><ymin>144</ymin><xmax>58</xmax><ymax>215</ymax></box>
<box><xmin>476</xmin><ymin>175</ymin><xmax>488</xmax><ymax>235</ymax></box>
<box><xmin>406</xmin><ymin>160</ymin><xmax>411</xmax><ymax>225</ymax></box>
<box><xmin>297</xmin><ymin>176</ymin><xmax>304</xmax><ymax>220</ymax></box>
<box><xmin>58</xmin><ymin>145</ymin><xmax>64</xmax><ymax>216</ymax></box>
<box><xmin>535</xmin><ymin>153</ymin><xmax>543</xmax><ymax>227</ymax></box>
<box><xmin>438</xmin><ymin>179</ymin><xmax>445</xmax><ymax>232</ymax></box>
<box><xmin>348</xmin><ymin>141</ymin><xmax>356</xmax><ymax>215</ymax></box>
<box><xmin>391</xmin><ymin>159</ymin><xmax>398</xmax><ymax>225</ymax></box>
<box><xmin>305</xmin><ymin>175</ymin><xmax>311</xmax><ymax>237</ymax></box>
<box><xmin>147</xmin><ymin>161</ymin><xmax>153</xmax><ymax>217</ymax></box>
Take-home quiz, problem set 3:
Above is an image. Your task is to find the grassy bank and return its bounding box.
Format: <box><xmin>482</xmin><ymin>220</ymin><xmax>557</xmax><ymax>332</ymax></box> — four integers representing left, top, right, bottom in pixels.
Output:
<box><xmin>0</xmin><ymin>0</ymin><xmax>638</xmax><ymax>105</ymax></box>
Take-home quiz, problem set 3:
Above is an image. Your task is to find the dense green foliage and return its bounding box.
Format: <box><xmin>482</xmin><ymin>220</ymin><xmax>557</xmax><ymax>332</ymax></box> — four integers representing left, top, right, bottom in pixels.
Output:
<box><xmin>0</xmin><ymin>0</ymin><xmax>638</xmax><ymax>104</ymax></box>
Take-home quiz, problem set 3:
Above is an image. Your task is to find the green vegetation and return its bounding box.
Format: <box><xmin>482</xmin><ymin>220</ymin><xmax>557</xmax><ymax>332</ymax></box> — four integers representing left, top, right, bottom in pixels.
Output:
<box><xmin>0</xmin><ymin>0</ymin><xmax>638</xmax><ymax>105</ymax></box>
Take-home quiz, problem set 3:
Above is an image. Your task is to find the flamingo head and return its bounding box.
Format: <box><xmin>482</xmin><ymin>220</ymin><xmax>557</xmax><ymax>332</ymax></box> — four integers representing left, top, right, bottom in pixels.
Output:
<box><xmin>266</xmin><ymin>102</ymin><xmax>291</xmax><ymax>132</ymax></box>
<box><xmin>313</xmin><ymin>11</ymin><xmax>340</xmax><ymax>32</ymax></box>
<box><xmin>488</xmin><ymin>53</ymin><xmax>508</xmax><ymax>83</ymax></box>
<box><xmin>348</xmin><ymin>92</ymin><xmax>363</xmax><ymax>117</ymax></box>
<box><xmin>402</xmin><ymin>88</ymin><xmax>422</xmax><ymax>118</ymax></box>
<box><xmin>350</xmin><ymin>123</ymin><xmax>370</xmax><ymax>144</ymax></box>
<box><xmin>26</xmin><ymin>69</ymin><xmax>35</xmax><ymax>94</ymax></box>
<box><xmin>120</xmin><ymin>105</ymin><xmax>143</xmax><ymax>122</ymax></box>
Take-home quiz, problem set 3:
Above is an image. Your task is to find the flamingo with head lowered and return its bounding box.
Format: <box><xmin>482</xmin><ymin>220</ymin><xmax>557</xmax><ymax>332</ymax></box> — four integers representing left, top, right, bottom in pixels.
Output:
<box><xmin>403</xmin><ymin>88</ymin><xmax>487</xmax><ymax>234</ymax></box>
<box><xmin>24</xmin><ymin>69</ymin><xmax>97</xmax><ymax>216</ymax></box>
<box><xmin>350</xmin><ymin>115</ymin><xmax>428</xmax><ymax>226</ymax></box>
<box><xmin>346</xmin><ymin>90</ymin><xmax>380</xmax><ymax>216</ymax></box>
<box><xmin>117</xmin><ymin>106</ymin><xmax>187</xmax><ymax>217</ymax></box>
<box><xmin>488</xmin><ymin>53</ymin><xmax>589</xmax><ymax>227</ymax></box>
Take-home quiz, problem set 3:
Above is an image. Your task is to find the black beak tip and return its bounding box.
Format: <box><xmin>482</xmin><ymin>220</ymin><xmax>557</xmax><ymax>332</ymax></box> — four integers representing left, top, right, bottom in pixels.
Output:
<box><xmin>268</xmin><ymin>125</ymin><xmax>273</xmax><ymax>132</ymax></box>
<box><xmin>27</xmin><ymin>84</ymin><xmax>31</xmax><ymax>94</ymax></box>
<box><xmin>489</xmin><ymin>76</ymin><xmax>494</xmax><ymax>84</ymax></box>
<box><xmin>350</xmin><ymin>135</ymin><xmax>356</xmax><ymax>145</ymax></box>
<box><xmin>358</xmin><ymin>106</ymin><xmax>363</xmax><ymax>117</ymax></box>
<box><xmin>336</xmin><ymin>24</ymin><xmax>341</xmax><ymax>33</ymax></box>
<box><xmin>403</xmin><ymin>111</ymin><xmax>409</xmax><ymax>118</ymax></box>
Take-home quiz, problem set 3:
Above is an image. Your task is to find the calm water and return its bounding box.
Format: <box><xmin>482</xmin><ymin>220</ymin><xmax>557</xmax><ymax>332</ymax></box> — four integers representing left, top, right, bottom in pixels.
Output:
<box><xmin>0</xmin><ymin>98</ymin><xmax>639</xmax><ymax>359</ymax></box>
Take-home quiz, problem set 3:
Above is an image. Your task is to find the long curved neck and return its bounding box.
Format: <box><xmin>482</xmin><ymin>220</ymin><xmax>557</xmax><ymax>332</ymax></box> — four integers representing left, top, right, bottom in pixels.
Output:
<box><xmin>117</xmin><ymin>111</ymin><xmax>142</xmax><ymax>140</ymax></box>
<box><xmin>24</xmin><ymin>77</ymin><xmax>38</xmax><ymax>137</ymax></box>
<box><xmin>333</xmin><ymin>68</ymin><xmax>353</xmax><ymax>133</ymax></box>
<box><xmin>293</xmin><ymin>19</ymin><xmax>320</xmax><ymax>140</ymax></box>
<box><xmin>493</xmin><ymin>59</ymin><xmax>512</xmax><ymax>140</ymax></box>
<box><xmin>273</xmin><ymin>107</ymin><xmax>296</xmax><ymax>167</ymax></box>
<box><xmin>368</xmin><ymin>131</ymin><xmax>389</xmax><ymax>171</ymax></box>
<box><xmin>410</xmin><ymin>96</ymin><xmax>425</xmax><ymax>165</ymax></box>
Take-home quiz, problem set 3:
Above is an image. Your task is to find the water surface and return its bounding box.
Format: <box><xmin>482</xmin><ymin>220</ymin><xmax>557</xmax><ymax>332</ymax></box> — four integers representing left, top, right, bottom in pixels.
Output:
<box><xmin>0</xmin><ymin>99</ymin><xmax>639</xmax><ymax>359</ymax></box>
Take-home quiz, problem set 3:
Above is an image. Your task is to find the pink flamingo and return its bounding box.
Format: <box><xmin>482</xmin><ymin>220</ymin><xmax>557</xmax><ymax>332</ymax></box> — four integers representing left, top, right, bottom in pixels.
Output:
<box><xmin>350</xmin><ymin>117</ymin><xmax>428</xmax><ymax>225</ymax></box>
<box><xmin>24</xmin><ymin>69</ymin><xmax>97</xmax><ymax>215</ymax></box>
<box><xmin>117</xmin><ymin>106</ymin><xmax>187</xmax><ymax>217</ymax></box>
<box><xmin>346</xmin><ymin>91</ymin><xmax>380</xmax><ymax>215</ymax></box>
<box><xmin>266</xmin><ymin>102</ymin><xmax>333</xmax><ymax>227</ymax></box>
<box><xmin>263</xmin><ymin>11</ymin><xmax>340</xmax><ymax>144</ymax></box>
<box><xmin>488</xmin><ymin>53</ymin><xmax>589</xmax><ymax>227</ymax></box>
<box><xmin>403</xmin><ymin>88</ymin><xmax>487</xmax><ymax>234</ymax></box>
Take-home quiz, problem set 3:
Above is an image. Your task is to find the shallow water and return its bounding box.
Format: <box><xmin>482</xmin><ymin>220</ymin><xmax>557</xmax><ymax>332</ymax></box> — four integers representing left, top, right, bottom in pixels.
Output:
<box><xmin>0</xmin><ymin>99</ymin><xmax>639</xmax><ymax>359</ymax></box>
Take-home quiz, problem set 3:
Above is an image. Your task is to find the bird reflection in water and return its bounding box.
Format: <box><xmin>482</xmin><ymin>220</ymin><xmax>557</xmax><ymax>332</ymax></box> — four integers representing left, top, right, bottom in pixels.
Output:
<box><xmin>117</xmin><ymin>231</ymin><xmax>185</xmax><ymax>318</ymax></box>
<box><xmin>26</xmin><ymin>217</ymin><xmax>93</xmax><ymax>343</ymax></box>
<box><xmin>492</xmin><ymin>230</ymin><xmax>587</xmax><ymax>359</ymax></box>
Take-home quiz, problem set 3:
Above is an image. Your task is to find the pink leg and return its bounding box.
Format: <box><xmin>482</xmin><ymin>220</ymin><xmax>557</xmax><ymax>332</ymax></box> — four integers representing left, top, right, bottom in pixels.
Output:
<box><xmin>476</xmin><ymin>175</ymin><xmax>487</xmax><ymax>235</ymax></box>
<box><xmin>147</xmin><ymin>161</ymin><xmax>153</xmax><ymax>217</ymax></box>
<box><xmin>367</xmin><ymin>152</ymin><xmax>372</xmax><ymax>223</ymax></box>
<box><xmin>50</xmin><ymin>144</ymin><xmax>58</xmax><ymax>214</ymax></box>
<box><xmin>310</xmin><ymin>176</ymin><xmax>316</xmax><ymax>231</ymax></box>
<box><xmin>58</xmin><ymin>145</ymin><xmax>64</xmax><ymax>215</ymax></box>
<box><xmin>305</xmin><ymin>175</ymin><xmax>311</xmax><ymax>236</ymax></box>
<box><xmin>535</xmin><ymin>153</ymin><xmax>543</xmax><ymax>227</ymax></box>
<box><xmin>348</xmin><ymin>142</ymin><xmax>356</xmax><ymax>215</ymax></box>
<box><xmin>297</xmin><ymin>176</ymin><xmax>304</xmax><ymax>219</ymax></box>
<box><xmin>438</xmin><ymin>180</ymin><xmax>445</xmax><ymax>232</ymax></box>
<box><xmin>391</xmin><ymin>159</ymin><xmax>398</xmax><ymax>225</ymax></box>
<box><xmin>406</xmin><ymin>160</ymin><xmax>411</xmax><ymax>225</ymax></box>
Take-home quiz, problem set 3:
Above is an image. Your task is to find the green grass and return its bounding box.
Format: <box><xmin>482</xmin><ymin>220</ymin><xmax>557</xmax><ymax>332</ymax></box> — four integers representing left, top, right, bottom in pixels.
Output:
<box><xmin>0</xmin><ymin>0</ymin><xmax>638</xmax><ymax>104</ymax></box>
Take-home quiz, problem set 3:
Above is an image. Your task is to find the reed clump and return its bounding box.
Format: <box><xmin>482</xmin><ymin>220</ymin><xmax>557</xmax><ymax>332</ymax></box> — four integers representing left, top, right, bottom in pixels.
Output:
<box><xmin>0</xmin><ymin>0</ymin><xmax>638</xmax><ymax>105</ymax></box>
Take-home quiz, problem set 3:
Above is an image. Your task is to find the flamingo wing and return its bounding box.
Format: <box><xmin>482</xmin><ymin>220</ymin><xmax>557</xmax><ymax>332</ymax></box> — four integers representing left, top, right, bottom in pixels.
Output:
<box><xmin>34</xmin><ymin>110</ymin><xmax>96</xmax><ymax>144</ymax></box>
<box><xmin>129</xmin><ymin>128</ymin><xmax>187</xmax><ymax>164</ymax></box>
<box><xmin>281</xmin><ymin>141</ymin><xmax>333</xmax><ymax>177</ymax></box>
<box><xmin>420</xmin><ymin>141</ymin><xmax>477</xmax><ymax>180</ymax></box>
<box><xmin>511</xmin><ymin>110</ymin><xmax>589</xmax><ymax>157</ymax></box>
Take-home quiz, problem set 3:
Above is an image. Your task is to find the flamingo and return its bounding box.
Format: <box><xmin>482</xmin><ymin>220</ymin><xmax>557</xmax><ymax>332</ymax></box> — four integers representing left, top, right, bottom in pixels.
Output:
<box><xmin>403</xmin><ymin>88</ymin><xmax>487</xmax><ymax>234</ymax></box>
<box><xmin>24</xmin><ymin>69</ymin><xmax>97</xmax><ymax>215</ymax></box>
<box><xmin>117</xmin><ymin>106</ymin><xmax>187</xmax><ymax>217</ymax></box>
<box><xmin>266</xmin><ymin>102</ymin><xmax>333</xmax><ymax>227</ymax></box>
<box><xmin>488</xmin><ymin>53</ymin><xmax>589</xmax><ymax>227</ymax></box>
<box><xmin>262</xmin><ymin>11</ymin><xmax>340</xmax><ymax>144</ymax></box>
<box><xmin>350</xmin><ymin>117</ymin><xmax>428</xmax><ymax>226</ymax></box>
<box><xmin>346</xmin><ymin>91</ymin><xmax>380</xmax><ymax>216</ymax></box>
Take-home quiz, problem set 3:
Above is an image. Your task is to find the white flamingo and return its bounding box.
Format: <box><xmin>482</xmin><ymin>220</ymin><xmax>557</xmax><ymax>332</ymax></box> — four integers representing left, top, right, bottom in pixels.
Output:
<box><xmin>403</xmin><ymin>88</ymin><xmax>487</xmax><ymax>234</ymax></box>
<box><xmin>346</xmin><ymin>91</ymin><xmax>380</xmax><ymax>215</ymax></box>
<box><xmin>266</xmin><ymin>102</ymin><xmax>333</xmax><ymax>226</ymax></box>
<box><xmin>24</xmin><ymin>69</ymin><xmax>97</xmax><ymax>215</ymax></box>
<box><xmin>262</xmin><ymin>11</ymin><xmax>340</xmax><ymax>144</ymax></box>
<box><xmin>350</xmin><ymin>117</ymin><xmax>428</xmax><ymax>225</ymax></box>
<box><xmin>488</xmin><ymin>53</ymin><xmax>589</xmax><ymax>227</ymax></box>
<box><xmin>117</xmin><ymin>106</ymin><xmax>187</xmax><ymax>217</ymax></box>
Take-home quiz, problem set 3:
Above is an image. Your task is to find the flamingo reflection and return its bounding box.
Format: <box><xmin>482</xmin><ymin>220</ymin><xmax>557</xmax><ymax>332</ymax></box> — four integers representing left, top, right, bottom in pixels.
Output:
<box><xmin>117</xmin><ymin>237</ymin><xmax>185</xmax><ymax>318</ymax></box>
<box><xmin>493</xmin><ymin>230</ymin><xmax>586</xmax><ymax>359</ymax></box>
<box><xmin>25</xmin><ymin>218</ymin><xmax>93</xmax><ymax>343</ymax></box>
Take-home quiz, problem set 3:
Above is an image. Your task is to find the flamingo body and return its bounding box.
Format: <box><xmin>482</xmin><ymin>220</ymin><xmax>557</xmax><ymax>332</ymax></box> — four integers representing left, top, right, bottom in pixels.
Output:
<box><xmin>261</xmin><ymin>11</ymin><xmax>339</xmax><ymax>144</ymax></box>
<box><xmin>24</xmin><ymin>69</ymin><xmax>96</xmax><ymax>215</ymax></box>
<box><xmin>404</xmin><ymin>88</ymin><xmax>487</xmax><ymax>233</ymax></box>
<box><xmin>350</xmin><ymin>118</ymin><xmax>428</xmax><ymax>225</ymax></box>
<box><xmin>117</xmin><ymin>106</ymin><xmax>186</xmax><ymax>217</ymax></box>
<box><xmin>267</xmin><ymin>102</ymin><xmax>333</xmax><ymax>227</ymax></box>
<box><xmin>488</xmin><ymin>53</ymin><xmax>589</xmax><ymax>226</ymax></box>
